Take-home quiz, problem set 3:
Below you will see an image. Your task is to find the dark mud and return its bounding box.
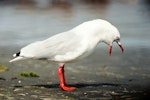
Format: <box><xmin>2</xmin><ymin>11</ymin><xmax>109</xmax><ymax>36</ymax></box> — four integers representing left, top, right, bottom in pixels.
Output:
<box><xmin>0</xmin><ymin>77</ymin><xmax>149</xmax><ymax>100</ymax></box>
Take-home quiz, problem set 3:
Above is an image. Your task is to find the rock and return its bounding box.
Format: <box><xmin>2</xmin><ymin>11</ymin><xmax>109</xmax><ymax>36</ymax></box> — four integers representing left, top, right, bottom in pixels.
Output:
<box><xmin>31</xmin><ymin>95</ymin><xmax>38</xmax><ymax>98</ymax></box>
<box><xmin>0</xmin><ymin>93</ymin><xmax>4</xmax><ymax>97</ymax></box>
<box><xmin>17</xmin><ymin>93</ymin><xmax>26</xmax><ymax>96</ymax></box>
<box><xmin>41</xmin><ymin>98</ymin><xmax>52</xmax><ymax>100</ymax></box>
<box><xmin>14</xmin><ymin>88</ymin><xmax>24</xmax><ymax>92</ymax></box>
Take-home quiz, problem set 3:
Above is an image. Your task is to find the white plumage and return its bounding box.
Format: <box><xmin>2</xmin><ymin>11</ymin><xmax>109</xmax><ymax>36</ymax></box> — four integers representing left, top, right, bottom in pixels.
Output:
<box><xmin>10</xmin><ymin>19</ymin><xmax>123</xmax><ymax>64</ymax></box>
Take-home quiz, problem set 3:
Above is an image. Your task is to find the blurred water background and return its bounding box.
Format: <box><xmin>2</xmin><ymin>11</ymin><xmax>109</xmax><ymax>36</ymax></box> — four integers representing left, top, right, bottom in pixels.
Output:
<box><xmin>0</xmin><ymin>0</ymin><xmax>150</xmax><ymax>46</ymax></box>
<box><xmin>0</xmin><ymin>0</ymin><xmax>150</xmax><ymax>86</ymax></box>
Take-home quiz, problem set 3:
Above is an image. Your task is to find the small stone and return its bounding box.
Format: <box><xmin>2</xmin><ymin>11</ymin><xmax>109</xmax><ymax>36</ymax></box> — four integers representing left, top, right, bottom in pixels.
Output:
<box><xmin>18</xmin><ymin>80</ymin><xmax>21</xmax><ymax>83</ymax></box>
<box><xmin>41</xmin><ymin>98</ymin><xmax>52</xmax><ymax>100</ymax></box>
<box><xmin>5</xmin><ymin>96</ymin><xmax>15</xmax><ymax>100</ymax></box>
<box><xmin>84</xmin><ymin>92</ymin><xmax>87</xmax><ymax>95</ymax></box>
<box><xmin>33</xmin><ymin>90</ymin><xmax>41</xmax><ymax>94</ymax></box>
<box><xmin>65</xmin><ymin>96</ymin><xmax>69</xmax><ymax>98</ymax></box>
<box><xmin>0</xmin><ymin>93</ymin><xmax>4</xmax><ymax>97</ymax></box>
<box><xmin>17</xmin><ymin>93</ymin><xmax>26</xmax><ymax>96</ymax></box>
<box><xmin>14</xmin><ymin>88</ymin><xmax>23</xmax><ymax>92</ymax></box>
<box><xmin>26</xmin><ymin>93</ymin><xmax>29</xmax><ymax>95</ymax></box>
<box><xmin>31</xmin><ymin>95</ymin><xmax>38</xmax><ymax>98</ymax></box>
<box><xmin>111</xmin><ymin>91</ymin><xmax>115</xmax><ymax>94</ymax></box>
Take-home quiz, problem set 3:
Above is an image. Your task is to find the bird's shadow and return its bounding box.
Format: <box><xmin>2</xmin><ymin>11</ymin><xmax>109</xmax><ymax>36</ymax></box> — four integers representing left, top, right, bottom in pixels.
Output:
<box><xmin>13</xmin><ymin>81</ymin><xmax>125</xmax><ymax>89</ymax></box>
<box><xmin>15</xmin><ymin>83</ymin><xmax>123</xmax><ymax>89</ymax></box>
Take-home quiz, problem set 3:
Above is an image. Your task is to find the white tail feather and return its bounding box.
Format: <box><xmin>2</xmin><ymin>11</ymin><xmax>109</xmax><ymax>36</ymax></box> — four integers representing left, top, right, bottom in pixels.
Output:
<box><xmin>9</xmin><ymin>56</ymin><xmax>26</xmax><ymax>63</ymax></box>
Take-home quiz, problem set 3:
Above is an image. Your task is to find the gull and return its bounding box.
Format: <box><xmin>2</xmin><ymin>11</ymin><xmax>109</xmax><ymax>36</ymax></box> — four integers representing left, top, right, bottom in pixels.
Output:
<box><xmin>10</xmin><ymin>19</ymin><xmax>124</xmax><ymax>91</ymax></box>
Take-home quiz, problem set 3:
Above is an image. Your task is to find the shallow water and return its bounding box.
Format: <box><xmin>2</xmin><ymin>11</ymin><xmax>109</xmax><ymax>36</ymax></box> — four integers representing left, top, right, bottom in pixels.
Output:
<box><xmin>0</xmin><ymin>0</ymin><xmax>150</xmax><ymax>46</ymax></box>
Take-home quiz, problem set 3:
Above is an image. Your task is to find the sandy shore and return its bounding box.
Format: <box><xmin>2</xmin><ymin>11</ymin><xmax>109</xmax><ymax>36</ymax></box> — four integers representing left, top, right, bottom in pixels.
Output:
<box><xmin>0</xmin><ymin>46</ymin><xmax>149</xmax><ymax>100</ymax></box>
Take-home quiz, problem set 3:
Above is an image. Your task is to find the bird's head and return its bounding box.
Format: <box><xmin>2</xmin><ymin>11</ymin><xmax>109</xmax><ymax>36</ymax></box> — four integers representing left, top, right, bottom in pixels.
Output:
<box><xmin>108</xmin><ymin>36</ymin><xmax>124</xmax><ymax>55</ymax></box>
<box><xmin>101</xmin><ymin>25</ymin><xmax>124</xmax><ymax>55</ymax></box>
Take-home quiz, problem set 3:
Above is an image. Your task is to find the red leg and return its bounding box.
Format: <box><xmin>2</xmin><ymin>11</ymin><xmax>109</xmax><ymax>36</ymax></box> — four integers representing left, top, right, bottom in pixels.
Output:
<box><xmin>58</xmin><ymin>65</ymin><xmax>77</xmax><ymax>91</ymax></box>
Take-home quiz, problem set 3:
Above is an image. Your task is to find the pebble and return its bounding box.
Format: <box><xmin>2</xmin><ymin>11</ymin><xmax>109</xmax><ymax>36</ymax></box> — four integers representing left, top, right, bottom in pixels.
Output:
<box><xmin>84</xmin><ymin>92</ymin><xmax>87</xmax><ymax>95</ymax></box>
<box><xmin>33</xmin><ymin>90</ymin><xmax>41</xmax><ymax>94</ymax></box>
<box><xmin>14</xmin><ymin>88</ymin><xmax>24</xmax><ymax>92</ymax></box>
<box><xmin>18</xmin><ymin>80</ymin><xmax>22</xmax><ymax>84</ymax></box>
<box><xmin>17</xmin><ymin>93</ymin><xmax>26</xmax><ymax>96</ymax></box>
<box><xmin>5</xmin><ymin>96</ymin><xmax>15</xmax><ymax>100</ymax></box>
<box><xmin>31</xmin><ymin>95</ymin><xmax>38</xmax><ymax>98</ymax></box>
<box><xmin>41</xmin><ymin>98</ymin><xmax>52</xmax><ymax>100</ymax></box>
<box><xmin>0</xmin><ymin>93</ymin><xmax>4</xmax><ymax>97</ymax></box>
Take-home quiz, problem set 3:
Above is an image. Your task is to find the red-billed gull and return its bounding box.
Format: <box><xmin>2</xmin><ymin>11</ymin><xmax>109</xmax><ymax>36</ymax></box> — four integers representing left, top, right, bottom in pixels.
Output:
<box><xmin>10</xmin><ymin>19</ymin><xmax>124</xmax><ymax>91</ymax></box>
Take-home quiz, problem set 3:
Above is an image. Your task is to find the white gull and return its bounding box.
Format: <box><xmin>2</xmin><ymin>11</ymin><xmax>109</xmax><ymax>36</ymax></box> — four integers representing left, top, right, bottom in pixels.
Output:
<box><xmin>10</xmin><ymin>19</ymin><xmax>124</xmax><ymax>91</ymax></box>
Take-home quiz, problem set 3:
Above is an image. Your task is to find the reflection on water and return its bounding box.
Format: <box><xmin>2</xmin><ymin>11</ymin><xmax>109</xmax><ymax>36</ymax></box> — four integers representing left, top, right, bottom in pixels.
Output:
<box><xmin>0</xmin><ymin>0</ymin><xmax>150</xmax><ymax>69</ymax></box>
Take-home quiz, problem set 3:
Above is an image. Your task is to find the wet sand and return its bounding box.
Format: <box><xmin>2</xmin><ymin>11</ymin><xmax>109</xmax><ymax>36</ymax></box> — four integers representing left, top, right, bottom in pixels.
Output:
<box><xmin>0</xmin><ymin>46</ymin><xmax>150</xmax><ymax>100</ymax></box>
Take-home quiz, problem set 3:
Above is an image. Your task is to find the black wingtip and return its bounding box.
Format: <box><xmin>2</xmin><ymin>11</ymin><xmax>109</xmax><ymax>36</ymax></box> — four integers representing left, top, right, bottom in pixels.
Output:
<box><xmin>13</xmin><ymin>52</ymin><xmax>20</xmax><ymax>57</ymax></box>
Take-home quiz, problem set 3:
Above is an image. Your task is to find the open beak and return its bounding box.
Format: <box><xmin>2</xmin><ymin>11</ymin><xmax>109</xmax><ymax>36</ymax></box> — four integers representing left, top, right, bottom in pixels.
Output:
<box><xmin>117</xmin><ymin>41</ymin><xmax>124</xmax><ymax>53</ymax></box>
<box><xmin>109</xmin><ymin>41</ymin><xmax>124</xmax><ymax>55</ymax></box>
